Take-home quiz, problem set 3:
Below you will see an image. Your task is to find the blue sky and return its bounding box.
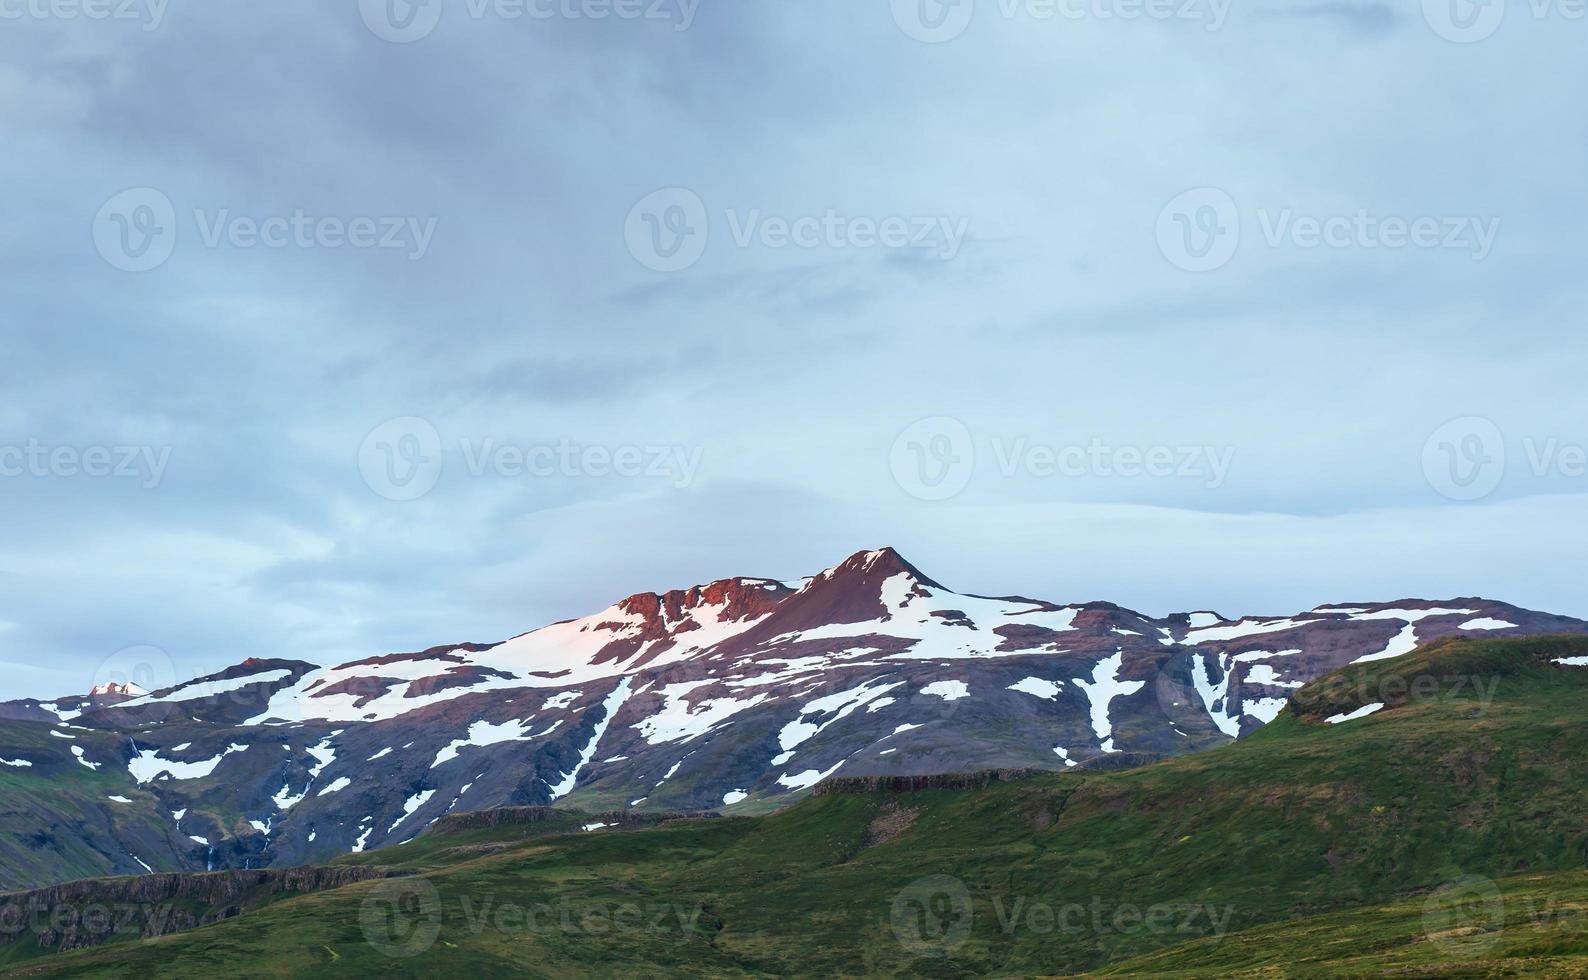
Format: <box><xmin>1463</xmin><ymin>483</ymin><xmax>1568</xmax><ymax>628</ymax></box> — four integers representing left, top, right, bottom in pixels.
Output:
<box><xmin>3</xmin><ymin>0</ymin><xmax>1587</xmax><ymax>698</ymax></box>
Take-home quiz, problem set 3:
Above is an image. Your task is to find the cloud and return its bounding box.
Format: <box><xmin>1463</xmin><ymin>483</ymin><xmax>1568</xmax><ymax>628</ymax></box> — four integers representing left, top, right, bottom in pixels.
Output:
<box><xmin>1</xmin><ymin>1</ymin><xmax>1585</xmax><ymax>697</ymax></box>
<box><xmin>1257</xmin><ymin>2</ymin><xmax>1398</xmax><ymax>37</ymax></box>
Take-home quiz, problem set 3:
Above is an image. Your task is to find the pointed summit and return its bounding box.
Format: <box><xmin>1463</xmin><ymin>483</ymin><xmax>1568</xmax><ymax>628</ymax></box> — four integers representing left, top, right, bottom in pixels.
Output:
<box><xmin>818</xmin><ymin>547</ymin><xmax>945</xmax><ymax>591</ymax></box>
<box><xmin>727</xmin><ymin>548</ymin><xmax>946</xmax><ymax>638</ymax></box>
<box><xmin>89</xmin><ymin>681</ymin><xmax>147</xmax><ymax>699</ymax></box>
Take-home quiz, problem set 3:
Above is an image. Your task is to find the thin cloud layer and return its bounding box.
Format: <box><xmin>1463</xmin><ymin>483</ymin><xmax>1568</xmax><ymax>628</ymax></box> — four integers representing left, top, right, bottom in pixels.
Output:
<box><xmin>1</xmin><ymin>1</ymin><xmax>1585</xmax><ymax>697</ymax></box>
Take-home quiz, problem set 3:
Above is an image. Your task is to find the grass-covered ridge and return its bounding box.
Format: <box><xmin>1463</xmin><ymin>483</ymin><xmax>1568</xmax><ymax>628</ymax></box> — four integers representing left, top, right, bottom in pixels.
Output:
<box><xmin>1098</xmin><ymin>868</ymin><xmax>1588</xmax><ymax>977</ymax></box>
<box><xmin>7</xmin><ymin>634</ymin><xmax>1588</xmax><ymax>978</ymax></box>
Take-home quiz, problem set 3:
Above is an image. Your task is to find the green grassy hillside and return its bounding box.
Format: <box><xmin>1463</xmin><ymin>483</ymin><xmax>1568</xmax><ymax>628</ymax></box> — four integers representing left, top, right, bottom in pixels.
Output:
<box><xmin>1097</xmin><ymin>868</ymin><xmax>1588</xmax><ymax>977</ymax></box>
<box><xmin>8</xmin><ymin>634</ymin><xmax>1588</xmax><ymax>978</ymax></box>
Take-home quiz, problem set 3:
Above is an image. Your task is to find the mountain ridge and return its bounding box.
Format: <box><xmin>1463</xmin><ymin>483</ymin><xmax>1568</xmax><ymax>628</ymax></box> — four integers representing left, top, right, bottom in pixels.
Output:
<box><xmin>11</xmin><ymin>634</ymin><xmax>1588</xmax><ymax>977</ymax></box>
<box><xmin>3</xmin><ymin>547</ymin><xmax>1586</xmax><ymax>891</ymax></box>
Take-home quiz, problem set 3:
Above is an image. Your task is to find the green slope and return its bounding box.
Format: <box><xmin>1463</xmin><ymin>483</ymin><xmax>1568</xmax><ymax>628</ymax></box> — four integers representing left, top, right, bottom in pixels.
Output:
<box><xmin>8</xmin><ymin>634</ymin><xmax>1588</xmax><ymax>978</ymax></box>
<box><xmin>1096</xmin><ymin>868</ymin><xmax>1588</xmax><ymax>977</ymax></box>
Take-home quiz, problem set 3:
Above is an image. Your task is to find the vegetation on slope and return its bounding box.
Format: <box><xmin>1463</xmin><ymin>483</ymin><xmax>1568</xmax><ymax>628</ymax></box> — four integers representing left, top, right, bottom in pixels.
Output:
<box><xmin>6</xmin><ymin>634</ymin><xmax>1588</xmax><ymax>978</ymax></box>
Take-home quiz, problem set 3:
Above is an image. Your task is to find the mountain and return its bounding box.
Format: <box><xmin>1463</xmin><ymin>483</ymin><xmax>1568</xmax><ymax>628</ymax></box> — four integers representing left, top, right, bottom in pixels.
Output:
<box><xmin>3</xmin><ymin>547</ymin><xmax>1585</xmax><ymax>891</ymax></box>
<box><xmin>9</xmin><ymin>634</ymin><xmax>1588</xmax><ymax>977</ymax></box>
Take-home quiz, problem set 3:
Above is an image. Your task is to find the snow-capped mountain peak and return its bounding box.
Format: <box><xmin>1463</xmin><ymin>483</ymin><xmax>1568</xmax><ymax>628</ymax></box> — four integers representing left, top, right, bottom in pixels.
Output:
<box><xmin>7</xmin><ymin>548</ymin><xmax>1586</xmax><ymax>879</ymax></box>
<box><xmin>89</xmin><ymin>681</ymin><xmax>147</xmax><ymax>698</ymax></box>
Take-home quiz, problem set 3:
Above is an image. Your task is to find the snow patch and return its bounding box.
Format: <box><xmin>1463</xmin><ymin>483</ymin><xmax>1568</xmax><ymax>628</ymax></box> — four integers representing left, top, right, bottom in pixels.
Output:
<box><xmin>128</xmin><ymin>743</ymin><xmax>249</xmax><ymax>784</ymax></box>
<box><xmin>316</xmin><ymin>777</ymin><xmax>352</xmax><ymax>797</ymax></box>
<box><xmin>921</xmin><ymin>680</ymin><xmax>969</xmax><ymax>702</ymax></box>
<box><xmin>432</xmin><ymin>717</ymin><xmax>559</xmax><ymax>769</ymax></box>
<box><xmin>1461</xmin><ymin>618</ymin><xmax>1517</xmax><ymax>631</ymax></box>
<box><xmin>389</xmin><ymin>789</ymin><xmax>436</xmax><ymax>833</ymax></box>
<box><xmin>770</xmin><ymin>680</ymin><xmax>904</xmax><ymax>766</ymax></box>
<box><xmin>1325</xmin><ymin>703</ymin><xmax>1386</xmax><ymax>724</ymax></box>
<box><xmin>1007</xmin><ymin>677</ymin><xmax>1063</xmax><ymax>700</ymax></box>
<box><xmin>543</xmin><ymin>691</ymin><xmax>581</xmax><ymax>711</ymax></box>
<box><xmin>1351</xmin><ymin>609</ymin><xmax>1480</xmax><ymax>663</ymax></box>
<box><xmin>774</xmin><ymin>572</ymin><xmax>1082</xmax><ymax>661</ymax></box>
<box><xmin>549</xmin><ymin>678</ymin><xmax>634</xmax><ymax>800</ymax></box>
<box><xmin>1243</xmin><ymin>664</ymin><xmax>1302</xmax><ymax>689</ymax></box>
<box><xmin>776</xmin><ymin>762</ymin><xmax>843</xmax><ymax>791</ymax></box>
<box><xmin>633</xmin><ymin>680</ymin><xmax>769</xmax><ymax>745</ymax></box>
<box><xmin>129</xmin><ymin>670</ymin><xmax>292</xmax><ymax>705</ymax></box>
<box><xmin>1072</xmin><ymin>652</ymin><xmax>1145</xmax><ymax>751</ymax></box>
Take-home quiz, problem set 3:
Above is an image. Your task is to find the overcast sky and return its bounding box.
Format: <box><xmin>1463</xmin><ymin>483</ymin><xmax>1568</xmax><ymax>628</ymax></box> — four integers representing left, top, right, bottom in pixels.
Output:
<box><xmin>3</xmin><ymin>0</ymin><xmax>1586</xmax><ymax>698</ymax></box>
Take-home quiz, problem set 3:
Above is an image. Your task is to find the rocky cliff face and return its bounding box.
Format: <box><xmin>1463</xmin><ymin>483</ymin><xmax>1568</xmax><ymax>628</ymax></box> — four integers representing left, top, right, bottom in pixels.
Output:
<box><xmin>4</xmin><ymin>546</ymin><xmax>1585</xmax><ymax>891</ymax></box>
<box><xmin>0</xmin><ymin>866</ymin><xmax>405</xmax><ymax>953</ymax></box>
